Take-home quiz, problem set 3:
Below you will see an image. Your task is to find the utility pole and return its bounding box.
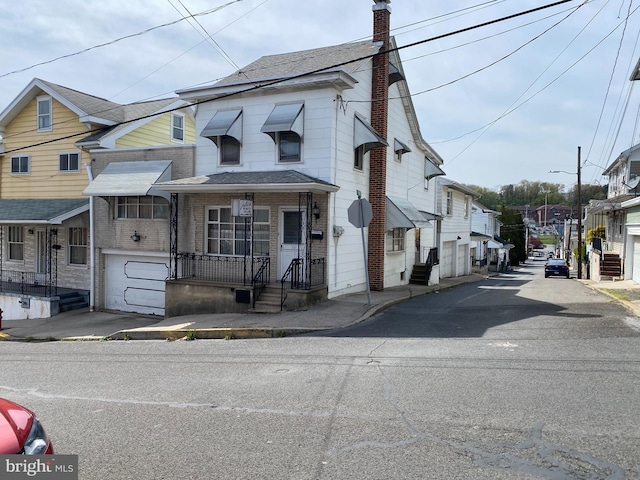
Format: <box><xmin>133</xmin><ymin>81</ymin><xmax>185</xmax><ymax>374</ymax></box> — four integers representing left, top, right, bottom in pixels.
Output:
<box><xmin>577</xmin><ymin>146</ymin><xmax>582</xmax><ymax>280</ymax></box>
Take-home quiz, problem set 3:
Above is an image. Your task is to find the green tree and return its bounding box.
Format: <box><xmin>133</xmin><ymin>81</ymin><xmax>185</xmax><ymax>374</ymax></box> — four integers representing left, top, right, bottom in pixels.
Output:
<box><xmin>499</xmin><ymin>206</ymin><xmax>526</xmax><ymax>266</ymax></box>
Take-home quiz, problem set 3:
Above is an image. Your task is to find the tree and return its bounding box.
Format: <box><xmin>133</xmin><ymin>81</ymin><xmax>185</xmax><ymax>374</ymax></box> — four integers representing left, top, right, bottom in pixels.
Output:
<box><xmin>499</xmin><ymin>206</ymin><xmax>526</xmax><ymax>266</ymax></box>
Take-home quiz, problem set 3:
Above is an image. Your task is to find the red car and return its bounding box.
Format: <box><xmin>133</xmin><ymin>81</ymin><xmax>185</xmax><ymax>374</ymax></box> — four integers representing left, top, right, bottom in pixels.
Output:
<box><xmin>545</xmin><ymin>259</ymin><xmax>570</xmax><ymax>278</ymax></box>
<box><xmin>0</xmin><ymin>398</ymin><xmax>54</xmax><ymax>454</ymax></box>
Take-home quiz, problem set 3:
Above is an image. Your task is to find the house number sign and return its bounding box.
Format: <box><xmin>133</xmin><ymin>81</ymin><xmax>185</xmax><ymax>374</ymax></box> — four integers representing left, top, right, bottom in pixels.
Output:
<box><xmin>232</xmin><ymin>199</ymin><xmax>253</xmax><ymax>217</ymax></box>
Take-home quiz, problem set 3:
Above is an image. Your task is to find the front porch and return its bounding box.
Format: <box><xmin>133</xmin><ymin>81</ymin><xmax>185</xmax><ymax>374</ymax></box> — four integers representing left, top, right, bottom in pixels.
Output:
<box><xmin>165</xmin><ymin>254</ymin><xmax>327</xmax><ymax>317</ymax></box>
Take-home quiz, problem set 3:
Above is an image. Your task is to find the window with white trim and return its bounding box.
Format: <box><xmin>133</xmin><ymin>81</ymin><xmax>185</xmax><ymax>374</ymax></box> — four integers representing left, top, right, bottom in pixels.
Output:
<box><xmin>464</xmin><ymin>196</ymin><xmax>470</xmax><ymax>218</ymax></box>
<box><xmin>277</xmin><ymin>131</ymin><xmax>301</xmax><ymax>163</ymax></box>
<box><xmin>446</xmin><ymin>190</ymin><xmax>453</xmax><ymax>216</ymax></box>
<box><xmin>219</xmin><ymin>136</ymin><xmax>241</xmax><ymax>165</ymax></box>
<box><xmin>116</xmin><ymin>196</ymin><xmax>169</xmax><ymax>219</ymax></box>
<box><xmin>171</xmin><ymin>112</ymin><xmax>184</xmax><ymax>143</ymax></box>
<box><xmin>37</xmin><ymin>96</ymin><xmax>52</xmax><ymax>131</ymax></box>
<box><xmin>59</xmin><ymin>152</ymin><xmax>80</xmax><ymax>172</ymax></box>
<box><xmin>206</xmin><ymin>207</ymin><xmax>270</xmax><ymax>256</ymax></box>
<box><xmin>11</xmin><ymin>156</ymin><xmax>30</xmax><ymax>174</ymax></box>
<box><xmin>386</xmin><ymin>228</ymin><xmax>405</xmax><ymax>252</ymax></box>
<box><xmin>8</xmin><ymin>226</ymin><xmax>24</xmax><ymax>261</ymax></box>
<box><xmin>68</xmin><ymin>227</ymin><xmax>88</xmax><ymax>265</ymax></box>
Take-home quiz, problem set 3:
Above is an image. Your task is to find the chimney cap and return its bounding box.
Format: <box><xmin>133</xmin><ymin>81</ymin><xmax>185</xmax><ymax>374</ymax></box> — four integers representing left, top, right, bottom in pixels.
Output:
<box><xmin>373</xmin><ymin>0</ymin><xmax>391</xmax><ymax>3</ymax></box>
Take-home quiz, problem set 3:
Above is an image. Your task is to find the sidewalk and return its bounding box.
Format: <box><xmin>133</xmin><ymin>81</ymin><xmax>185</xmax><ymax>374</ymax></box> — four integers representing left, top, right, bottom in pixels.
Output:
<box><xmin>0</xmin><ymin>273</ymin><xmax>490</xmax><ymax>341</ymax></box>
<box><xmin>2</xmin><ymin>270</ymin><xmax>638</xmax><ymax>342</ymax></box>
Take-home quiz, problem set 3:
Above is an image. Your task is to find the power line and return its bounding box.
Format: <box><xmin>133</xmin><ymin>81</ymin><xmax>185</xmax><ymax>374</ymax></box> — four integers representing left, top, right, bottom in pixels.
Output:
<box><xmin>0</xmin><ymin>1</ymin><xmax>243</xmax><ymax>80</ymax></box>
<box><xmin>2</xmin><ymin>0</ymin><xmax>578</xmax><ymax>156</ymax></box>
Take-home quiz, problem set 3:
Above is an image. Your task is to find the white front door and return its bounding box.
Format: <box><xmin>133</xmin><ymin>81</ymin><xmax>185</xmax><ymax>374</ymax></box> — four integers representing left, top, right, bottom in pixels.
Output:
<box><xmin>35</xmin><ymin>230</ymin><xmax>48</xmax><ymax>281</ymax></box>
<box><xmin>279</xmin><ymin>208</ymin><xmax>306</xmax><ymax>280</ymax></box>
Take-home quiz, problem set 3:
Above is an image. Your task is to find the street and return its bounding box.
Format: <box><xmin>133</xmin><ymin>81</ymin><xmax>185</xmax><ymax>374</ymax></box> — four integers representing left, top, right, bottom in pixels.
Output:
<box><xmin>1</xmin><ymin>262</ymin><xmax>639</xmax><ymax>479</ymax></box>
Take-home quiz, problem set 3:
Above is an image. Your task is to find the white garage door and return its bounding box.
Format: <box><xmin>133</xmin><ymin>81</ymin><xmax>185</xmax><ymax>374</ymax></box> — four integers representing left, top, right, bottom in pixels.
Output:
<box><xmin>441</xmin><ymin>241</ymin><xmax>455</xmax><ymax>278</ymax></box>
<box><xmin>106</xmin><ymin>254</ymin><xmax>169</xmax><ymax>316</ymax></box>
<box><xmin>633</xmin><ymin>237</ymin><xmax>640</xmax><ymax>284</ymax></box>
<box><xmin>457</xmin><ymin>244</ymin><xmax>466</xmax><ymax>276</ymax></box>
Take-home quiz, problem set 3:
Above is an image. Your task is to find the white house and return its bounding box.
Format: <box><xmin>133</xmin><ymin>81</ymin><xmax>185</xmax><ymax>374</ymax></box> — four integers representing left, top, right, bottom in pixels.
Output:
<box><xmin>150</xmin><ymin>0</ymin><xmax>449</xmax><ymax>316</ymax></box>
<box><xmin>471</xmin><ymin>201</ymin><xmax>501</xmax><ymax>272</ymax></box>
<box><xmin>436</xmin><ymin>178</ymin><xmax>479</xmax><ymax>278</ymax></box>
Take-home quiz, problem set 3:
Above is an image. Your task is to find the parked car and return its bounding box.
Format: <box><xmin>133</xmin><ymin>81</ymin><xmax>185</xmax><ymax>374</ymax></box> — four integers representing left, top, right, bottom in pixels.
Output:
<box><xmin>0</xmin><ymin>398</ymin><xmax>53</xmax><ymax>454</ymax></box>
<box><xmin>545</xmin><ymin>259</ymin><xmax>570</xmax><ymax>278</ymax></box>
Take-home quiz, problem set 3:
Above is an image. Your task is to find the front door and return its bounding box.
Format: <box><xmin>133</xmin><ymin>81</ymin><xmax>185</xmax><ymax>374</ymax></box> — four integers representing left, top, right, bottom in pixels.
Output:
<box><xmin>35</xmin><ymin>229</ymin><xmax>48</xmax><ymax>281</ymax></box>
<box><xmin>279</xmin><ymin>208</ymin><xmax>306</xmax><ymax>281</ymax></box>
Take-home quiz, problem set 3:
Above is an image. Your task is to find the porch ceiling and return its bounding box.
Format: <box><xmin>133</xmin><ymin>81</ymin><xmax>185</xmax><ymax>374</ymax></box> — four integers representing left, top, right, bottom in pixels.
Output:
<box><xmin>153</xmin><ymin>169</ymin><xmax>339</xmax><ymax>194</ymax></box>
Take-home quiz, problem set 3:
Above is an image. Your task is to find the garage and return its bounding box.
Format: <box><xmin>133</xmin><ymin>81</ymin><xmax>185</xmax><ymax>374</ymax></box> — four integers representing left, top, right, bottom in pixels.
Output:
<box><xmin>440</xmin><ymin>241</ymin><xmax>455</xmax><ymax>278</ymax></box>
<box><xmin>105</xmin><ymin>253</ymin><xmax>169</xmax><ymax>316</ymax></box>
<box><xmin>633</xmin><ymin>236</ymin><xmax>640</xmax><ymax>284</ymax></box>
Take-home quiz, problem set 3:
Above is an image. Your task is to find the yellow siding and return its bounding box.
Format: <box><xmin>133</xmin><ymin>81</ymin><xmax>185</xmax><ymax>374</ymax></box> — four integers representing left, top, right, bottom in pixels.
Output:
<box><xmin>116</xmin><ymin>108</ymin><xmax>195</xmax><ymax>148</ymax></box>
<box><xmin>1</xmin><ymin>95</ymin><xmax>91</xmax><ymax>199</ymax></box>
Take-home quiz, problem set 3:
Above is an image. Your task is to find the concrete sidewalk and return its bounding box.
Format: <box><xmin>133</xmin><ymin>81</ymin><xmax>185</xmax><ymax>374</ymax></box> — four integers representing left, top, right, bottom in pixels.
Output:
<box><xmin>2</xmin><ymin>269</ymin><xmax>638</xmax><ymax>341</ymax></box>
<box><xmin>0</xmin><ymin>273</ymin><xmax>491</xmax><ymax>341</ymax></box>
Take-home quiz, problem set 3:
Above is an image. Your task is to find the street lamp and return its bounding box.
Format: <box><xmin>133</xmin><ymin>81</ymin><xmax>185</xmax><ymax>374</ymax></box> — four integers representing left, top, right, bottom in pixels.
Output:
<box><xmin>549</xmin><ymin>146</ymin><xmax>582</xmax><ymax>279</ymax></box>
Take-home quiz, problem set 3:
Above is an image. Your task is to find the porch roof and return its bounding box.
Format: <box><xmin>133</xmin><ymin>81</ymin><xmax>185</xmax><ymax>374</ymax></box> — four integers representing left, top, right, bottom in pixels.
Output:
<box><xmin>0</xmin><ymin>199</ymin><xmax>89</xmax><ymax>224</ymax></box>
<box><xmin>153</xmin><ymin>170</ymin><xmax>339</xmax><ymax>194</ymax></box>
<box><xmin>83</xmin><ymin>160</ymin><xmax>172</xmax><ymax>200</ymax></box>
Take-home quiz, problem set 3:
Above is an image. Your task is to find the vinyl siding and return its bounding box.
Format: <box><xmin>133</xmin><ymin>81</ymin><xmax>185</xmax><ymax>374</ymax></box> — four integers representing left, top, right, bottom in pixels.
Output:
<box><xmin>116</xmin><ymin>110</ymin><xmax>196</xmax><ymax>148</ymax></box>
<box><xmin>1</xmin><ymin>95</ymin><xmax>91</xmax><ymax>199</ymax></box>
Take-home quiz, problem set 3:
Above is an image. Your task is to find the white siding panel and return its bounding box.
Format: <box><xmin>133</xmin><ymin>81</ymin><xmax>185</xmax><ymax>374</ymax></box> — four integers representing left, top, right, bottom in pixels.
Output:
<box><xmin>633</xmin><ymin>237</ymin><xmax>640</xmax><ymax>284</ymax></box>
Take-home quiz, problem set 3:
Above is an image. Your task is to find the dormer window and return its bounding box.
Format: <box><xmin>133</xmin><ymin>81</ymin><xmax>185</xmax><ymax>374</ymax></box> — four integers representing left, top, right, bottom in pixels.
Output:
<box><xmin>262</xmin><ymin>103</ymin><xmax>304</xmax><ymax>163</ymax></box>
<box><xmin>37</xmin><ymin>96</ymin><xmax>52</xmax><ymax>131</ymax></box>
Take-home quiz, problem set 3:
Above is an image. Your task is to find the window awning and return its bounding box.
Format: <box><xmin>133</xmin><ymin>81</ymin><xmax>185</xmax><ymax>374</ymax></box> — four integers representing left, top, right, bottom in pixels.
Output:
<box><xmin>261</xmin><ymin>103</ymin><xmax>304</xmax><ymax>141</ymax></box>
<box><xmin>83</xmin><ymin>160</ymin><xmax>172</xmax><ymax>200</ymax></box>
<box><xmin>425</xmin><ymin>159</ymin><xmax>446</xmax><ymax>180</ymax></box>
<box><xmin>394</xmin><ymin>138</ymin><xmax>411</xmax><ymax>155</ymax></box>
<box><xmin>471</xmin><ymin>231</ymin><xmax>493</xmax><ymax>240</ymax></box>
<box><xmin>201</xmin><ymin>109</ymin><xmax>242</xmax><ymax>145</ymax></box>
<box><xmin>354</xmin><ymin>115</ymin><xmax>388</xmax><ymax>153</ymax></box>
<box><xmin>389</xmin><ymin>61</ymin><xmax>404</xmax><ymax>86</ymax></box>
<box><xmin>386</xmin><ymin>196</ymin><xmax>432</xmax><ymax>229</ymax></box>
<box><xmin>487</xmin><ymin>239</ymin><xmax>503</xmax><ymax>249</ymax></box>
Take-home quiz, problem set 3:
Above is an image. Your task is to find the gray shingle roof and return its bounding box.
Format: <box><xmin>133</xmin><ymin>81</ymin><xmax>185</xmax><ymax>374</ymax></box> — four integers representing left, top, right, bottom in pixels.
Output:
<box><xmin>161</xmin><ymin>170</ymin><xmax>336</xmax><ymax>187</ymax></box>
<box><xmin>214</xmin><ymin>40</ymin><xmax>380</xmax><ymax>87</ymax></box>
<box><xmin>39</xmin><ymin>79</ymin><xmax>124</xmax><ymax>123</ymax></box>
<box><xmin>0</xmin><ymin>199</ymin><xmax>89</xmax><ymax>222</ymax></box>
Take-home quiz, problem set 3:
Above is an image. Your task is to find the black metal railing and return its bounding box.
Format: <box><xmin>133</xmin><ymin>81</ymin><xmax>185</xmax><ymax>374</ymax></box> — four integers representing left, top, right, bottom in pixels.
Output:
<box><xmin>176</xmin><ymin>254</ymin><xmax>270</xmax><ymax>285</ymax></box>
<box><xmin>280</xmin><ymin>257</ymin><xmax>326</xmax><ymax>310</ymax></box>
<box><xmin>0</xmin><ymin>270</ymin><xmax>56</xmax><ymax>296</ymax></box>
<box><xmin>252</xmin><ymin>257</ymin><xmax>271</xmax><ymax>308</ymax></box>
<box><xmin>426</xmin><ymin>247</ymin><xmax>439</xmax><ymax>266</ymax></box>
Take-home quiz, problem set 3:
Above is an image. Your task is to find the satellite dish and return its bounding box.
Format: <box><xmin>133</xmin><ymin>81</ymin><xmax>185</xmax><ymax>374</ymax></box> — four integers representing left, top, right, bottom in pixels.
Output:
<box><xmin>627</xmin><ymin>176</ymin><xmax>640</xmax><ymax>189</ymax></box>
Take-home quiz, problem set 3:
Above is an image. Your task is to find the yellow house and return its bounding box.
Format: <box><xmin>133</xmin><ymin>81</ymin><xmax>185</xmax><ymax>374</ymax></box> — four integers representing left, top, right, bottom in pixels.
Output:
<box><xmin>0</xmin><ymin>78</ymin><xmax>195</xmax><ymax>319</ymax></box>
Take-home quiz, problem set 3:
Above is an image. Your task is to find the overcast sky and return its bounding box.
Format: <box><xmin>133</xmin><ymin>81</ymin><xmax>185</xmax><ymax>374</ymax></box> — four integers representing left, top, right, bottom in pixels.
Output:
<box><xmin>1</xmin><ymin>0</ymin><xmax>639</xmax><ymax>192</ymax></box>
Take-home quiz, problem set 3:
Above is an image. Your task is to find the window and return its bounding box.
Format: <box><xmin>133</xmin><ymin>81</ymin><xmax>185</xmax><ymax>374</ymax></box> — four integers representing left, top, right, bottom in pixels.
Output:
<box><xmin>171</xmin><ymin>113</ymin><xmax>184</xmax><ymax>143</ymax></box>
<box><xmin>116</xmin><ymin>196</ymin><xmax>169</xmax><ymax>219</ymax></box>
<box><xmin>206</xmin><ymin>207</ymin><xmax>270</xmax><ymax>256</ymax></box>
<box><xmin>11</xmin><ymin>156</ymin><xmax>30</xmax><ymax>174</ymax></box>
<box><xmin>464</xmin><ymin>197</ymin><xmax>470</xmax><ymax>218</ymax></box>
<box><xmin>446</xmin><ymin>190</ymin><xmax>453</xmax><ymax>216</ymax></box>
<box><xmin>8</xmin><ymin>226</ymin><xmax>24</xmax><ymax>261</ymax></box>
<box><xmin>68</xmin><ymin>228</ymin><xmax>88</xmax><ymax>265</ymax></box>
<box><xmin>37</xmin><ymin>96</ymin><xmax>52</xmax><ymax>131</ymax></box>
<box><xmin>277</xmin><ymin>131</ymin><xmax>301</xmax><ymax>163</ymax></box>
<box><xmin>59</xmin><ymin>152</ymin><xmax>80</xmax><ymax>172</ymax></box>
<box><xmin>387</xmin><ymin>228</ymin><xmax>405</xmax><ymax>252</ymax></box>
<box><xmin>219</xmin><ymin>136</ymin><xmax>241</xmax><ymax>165</ymax></box>
<box><xmin>354</xmin><ymin>145</ymin><xmax>365</xmax><ymax>170</ymax></box>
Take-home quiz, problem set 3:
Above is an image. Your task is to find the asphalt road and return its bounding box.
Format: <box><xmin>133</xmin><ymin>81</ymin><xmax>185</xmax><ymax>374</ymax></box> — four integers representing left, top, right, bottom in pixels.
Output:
<box><xmin>1</xmin><ymin>262</ymin><xmax>638</xmax><ymax>479</ymax></box>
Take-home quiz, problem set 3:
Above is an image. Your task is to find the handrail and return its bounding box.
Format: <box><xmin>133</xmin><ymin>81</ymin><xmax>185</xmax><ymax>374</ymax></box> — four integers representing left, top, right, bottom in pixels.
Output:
<box><xmin>280</xmin><ymin>258</ymin><xmax>301</xmax><ymax>311</ymax></box>
<box><xmin>252</xmin><ymin>257</ymin><xmax>270</xmax><ymax>308</ymax></box>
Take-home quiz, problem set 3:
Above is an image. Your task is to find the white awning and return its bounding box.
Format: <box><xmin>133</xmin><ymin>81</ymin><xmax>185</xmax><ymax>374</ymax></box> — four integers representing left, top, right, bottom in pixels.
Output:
<box><xmin>394</xmin><ymin>138</ymin><xmax>411</xmax><ymax>155</ymax></box>
<box><xmin>386</xmin><ymin>196</ymin><xmax>431</xmax><ymax>229</ymax></box>
<box><xmin>83</xmin><ymin>160</ymin><xmax>172</xmax><ymax>200</ymax></box>
<box><xmin>487</xmin><ymin>239</ymin><xmax>503</xmax><ymax>249</ymax></box>
<box><xmin>425</xmin><ymin>159</ymin><xmax>446</xmax><ymax>180</ymax></box>
<box><xmin>261</xmin><ymin>103</ymin><xmax>304</xmax><ymax>140</ymax></box>
<box><xmin>354</xmin><ymin>114</ymin><xmax>387</xmax><ymax>153</ymax></box>
<box><xmin>201</xmin><ymin>109</ymin><xmax>242</xmax><ymax>144</ymax></box>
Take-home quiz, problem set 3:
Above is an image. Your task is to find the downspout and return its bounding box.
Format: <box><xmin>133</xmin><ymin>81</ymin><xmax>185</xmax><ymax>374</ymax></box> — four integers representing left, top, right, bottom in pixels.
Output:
<box><xmin>85</xmin><ymin>162</ymin><xmax>95</xmax><ymax>312</ymax></box>
<box><xmin>332</xmin><ymin>95</ymin><xmax>341</xmax><ymax>290</ymax></box>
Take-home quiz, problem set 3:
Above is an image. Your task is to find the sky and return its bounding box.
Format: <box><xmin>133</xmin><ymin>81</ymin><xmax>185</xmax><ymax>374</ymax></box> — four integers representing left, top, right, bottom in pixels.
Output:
<box><xmin>1</xmin><ymin>0</ymin><xmax>639</xmax><ymax>193</ymax></box>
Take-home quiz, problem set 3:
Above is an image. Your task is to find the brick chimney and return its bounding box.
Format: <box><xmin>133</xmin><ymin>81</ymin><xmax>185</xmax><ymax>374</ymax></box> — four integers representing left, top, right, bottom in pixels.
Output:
<box><xmin>368</xmin><ymin>0</ymin><xmax>390</xmax><ymax>291</ymax></box>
